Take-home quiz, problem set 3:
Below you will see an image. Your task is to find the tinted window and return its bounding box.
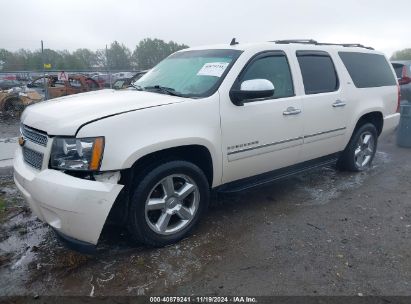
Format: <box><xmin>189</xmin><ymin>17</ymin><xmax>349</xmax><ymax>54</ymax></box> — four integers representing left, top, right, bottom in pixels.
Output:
<box><xmin>339</xmin><ymin>52</ymin><xmax>396</xmax><ymax>88</ymax></box>
<box><xmin>239</xmin><ymin>54</ymin><xmax>294</xmax><ymax>99</ymax></box>
<box><xmin>297</xmin><ymin>52</ymin><xmax>339</xmax><ymax>94</ymax></box>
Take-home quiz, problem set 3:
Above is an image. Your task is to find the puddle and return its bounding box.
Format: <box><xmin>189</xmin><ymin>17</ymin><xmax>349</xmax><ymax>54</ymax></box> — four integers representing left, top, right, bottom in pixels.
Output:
<box><xmin>293</xmin><ymin>151</ymin><xmax>391</xmax><ymax>206</ymax></box>
<box><xmin>0</xmin><ymin>113</ymin><xmax>20</xmax><ymax>138</ymax></box>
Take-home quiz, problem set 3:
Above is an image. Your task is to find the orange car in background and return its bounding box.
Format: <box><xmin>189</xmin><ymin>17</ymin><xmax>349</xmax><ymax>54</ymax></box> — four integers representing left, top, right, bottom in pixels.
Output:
<box><xmin>27</xmin><ymin>75</ymin><xmax>102</xmax><ymax>99</ymax></box>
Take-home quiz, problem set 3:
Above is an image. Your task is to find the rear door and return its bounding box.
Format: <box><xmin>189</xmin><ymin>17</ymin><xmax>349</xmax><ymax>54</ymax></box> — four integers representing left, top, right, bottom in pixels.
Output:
<box><xmin>295</xmin><ymin>50</ymin><xmax>349</xmax><ymax>161</ymax></box>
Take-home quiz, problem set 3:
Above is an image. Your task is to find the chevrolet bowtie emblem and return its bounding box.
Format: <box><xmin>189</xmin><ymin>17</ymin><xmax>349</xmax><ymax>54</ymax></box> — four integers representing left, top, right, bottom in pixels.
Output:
<box><xmin>18</xmin><ymin>136</ymin><xmax>26</xmax><ymax>147</ymax></box>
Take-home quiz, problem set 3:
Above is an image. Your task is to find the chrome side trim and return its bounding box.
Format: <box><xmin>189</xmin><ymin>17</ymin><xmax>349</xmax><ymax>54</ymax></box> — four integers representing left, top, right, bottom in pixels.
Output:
<box><xmin>227</xmin><ymin>127</ymin><xmax>346</xmax><ymax>156</ymax></box>
<box><xmin>304</xmin><ymin>127</ymin><xmax>346</xmax><ymax>139</ymax></box>
<box><xmin>227</xmin><ymin>136</ymin><xmax>303</xmax><ymax>155</ymax></box>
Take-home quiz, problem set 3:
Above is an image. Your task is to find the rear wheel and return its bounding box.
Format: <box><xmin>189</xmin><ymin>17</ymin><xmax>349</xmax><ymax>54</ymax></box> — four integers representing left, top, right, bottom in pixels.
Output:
<box><xmin>337</xmin><ymin>123</ymin><xmax>378</xmax><ymax>171</ymax></box>
<box><xmin>128</xmin><ymin>160</ymin><xmax>209</xmax><ymax>247</ymax></box>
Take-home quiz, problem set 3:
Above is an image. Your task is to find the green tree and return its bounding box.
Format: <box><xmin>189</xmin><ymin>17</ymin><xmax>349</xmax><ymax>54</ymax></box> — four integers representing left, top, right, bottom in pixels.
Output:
<box><xmin>0</xmin><ymin>38</ymin><xmax>188</xmax><ymax>71</ymax></box>
<box><xmin>132</xmin><ymin>38</ymin><xmax>188</xmax><ymax>69</ymax></box>
<box><xmin>391</xmin><ymin>48</ymin><xmax>411</xmax><ymax>60</ymax></box>
<box><xmin>106</xmin><ymin>41</ymin><xmax>131</xmax><ymax>70</ymax></box>
<box><xmin>0</xmin><ymin>49</ymin><xmax>14</xmax><ymax>70</ymax></box>
<box><xmin>72</xmin><ymin>48</ymin><xmax>98</xmax><ymax>69</ymax></box>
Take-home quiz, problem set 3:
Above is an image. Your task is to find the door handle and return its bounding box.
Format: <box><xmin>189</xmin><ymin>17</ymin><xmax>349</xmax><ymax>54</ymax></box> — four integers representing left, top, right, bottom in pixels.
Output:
<box><xmin>332</xmin><ymin>100</ymin><xmax>346</xmax><ymax>108</ymax></box>
<box><xmin>283</xmin><ymin>106</ymin><xmax>302</xmax><ymax>116</ymax></box>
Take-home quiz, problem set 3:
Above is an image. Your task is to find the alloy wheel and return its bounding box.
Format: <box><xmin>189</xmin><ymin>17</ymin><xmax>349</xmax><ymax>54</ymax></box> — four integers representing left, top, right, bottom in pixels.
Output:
<box><xmin>354</xmin><ymin>131</ymin><xmax>375</xmax><ymax>169</ymax></box>
<box><xmin>144</xmin><ymin>174</ymin><xmax>200</xmax><ymax>235</ymax></box>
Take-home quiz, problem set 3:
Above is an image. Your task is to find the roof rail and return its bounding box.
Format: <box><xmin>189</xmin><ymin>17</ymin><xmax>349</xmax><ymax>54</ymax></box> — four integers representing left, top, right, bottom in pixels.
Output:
<box><xmin>274</xmin><ymin>39</ymin><xmax>318</xmax><ymax>44</ymax></box>
<box><xmin>271</xmin><ymin>39</ymin><xmax>374</xmax><ymax>50</ymax></box>
<box><xmin>340</xmin><ymin>43</ymin><xmax>374</xmax><ymax>50</ymax></box>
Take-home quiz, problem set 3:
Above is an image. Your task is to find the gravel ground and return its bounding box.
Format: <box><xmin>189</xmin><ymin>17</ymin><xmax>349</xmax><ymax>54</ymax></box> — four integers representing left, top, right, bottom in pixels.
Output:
<box><xmin>0</xmin><ymin>127</ymin><xmax>410</xmax><ymax>297</ymax></box>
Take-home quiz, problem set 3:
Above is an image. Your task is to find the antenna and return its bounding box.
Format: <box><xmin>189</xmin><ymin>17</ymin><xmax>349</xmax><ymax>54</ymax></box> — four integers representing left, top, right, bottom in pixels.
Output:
<box><xmin>230</xmin><ymin>38</ymin><xmax>239</xmax><ymax>46</ymax></box>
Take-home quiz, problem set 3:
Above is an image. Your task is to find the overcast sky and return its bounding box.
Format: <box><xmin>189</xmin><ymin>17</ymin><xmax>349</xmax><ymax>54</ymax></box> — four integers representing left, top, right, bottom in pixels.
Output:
<box><xmin>1</xmin><ymin>0</ymin><xmax>409</xmax><ymax>57</ymax></box>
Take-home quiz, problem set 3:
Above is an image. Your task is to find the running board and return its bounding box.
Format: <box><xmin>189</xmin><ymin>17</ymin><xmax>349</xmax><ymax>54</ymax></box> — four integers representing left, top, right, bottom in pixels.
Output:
<box><xmin>216</xmin><ymin>153</ymin><xmax>340</xmax><ymax>193</ymax></box>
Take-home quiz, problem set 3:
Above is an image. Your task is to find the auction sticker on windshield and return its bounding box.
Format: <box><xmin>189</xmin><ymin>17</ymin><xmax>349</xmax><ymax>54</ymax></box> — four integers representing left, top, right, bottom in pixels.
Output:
<box><xmin>197</xmin><ymin>62</ymin><xmax>229</xmax><ymax>77</ymax></box>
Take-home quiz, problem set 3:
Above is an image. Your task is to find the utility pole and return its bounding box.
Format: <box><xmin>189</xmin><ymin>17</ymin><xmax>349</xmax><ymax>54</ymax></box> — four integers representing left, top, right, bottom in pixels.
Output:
<box><xmin>106</xmin><ymin>44</ymin><xmax>112</xmax><ymax>89</ymax></box>
<box><xmin>41</xmin><ymin>40</ymin><xmax>48</xmax><ymax>100</ymax></box>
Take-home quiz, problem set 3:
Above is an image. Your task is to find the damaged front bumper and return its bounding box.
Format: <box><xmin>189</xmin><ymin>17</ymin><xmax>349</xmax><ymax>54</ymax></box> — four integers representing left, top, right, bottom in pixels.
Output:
<box><xmin>13</xmin><ymin>148</ymin><xmax>124</xmax><ymax>247</ymax></box>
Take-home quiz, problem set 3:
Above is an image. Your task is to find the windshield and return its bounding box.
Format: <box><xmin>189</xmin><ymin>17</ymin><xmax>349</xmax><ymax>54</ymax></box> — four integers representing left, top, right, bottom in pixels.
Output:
<box><xmin>134</xmin><ymin>49</ymin><xmax>242</xmax><ymax>98</ymax></box>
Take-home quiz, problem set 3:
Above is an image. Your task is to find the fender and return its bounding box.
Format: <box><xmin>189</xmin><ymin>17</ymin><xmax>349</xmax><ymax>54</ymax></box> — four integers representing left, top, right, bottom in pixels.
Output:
<box><xmin>76</xmin><ymin>94</ymin><xmax>224</xmax><ymax>188</ymax></box>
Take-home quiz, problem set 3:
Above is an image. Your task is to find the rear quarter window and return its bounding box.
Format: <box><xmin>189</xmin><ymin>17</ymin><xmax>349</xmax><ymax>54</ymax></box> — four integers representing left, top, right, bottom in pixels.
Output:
<box><xmin>339</xmin><ymin>52</ymin><xmax>396</xmax><ymax>88</ymax></box>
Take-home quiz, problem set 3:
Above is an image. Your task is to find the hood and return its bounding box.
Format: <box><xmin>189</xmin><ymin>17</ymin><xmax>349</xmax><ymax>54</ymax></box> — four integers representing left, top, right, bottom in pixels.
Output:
<box><xmin>21</xmin><ymin>89</ymin><xmax>184</xmax><ymax>136</ymax></box>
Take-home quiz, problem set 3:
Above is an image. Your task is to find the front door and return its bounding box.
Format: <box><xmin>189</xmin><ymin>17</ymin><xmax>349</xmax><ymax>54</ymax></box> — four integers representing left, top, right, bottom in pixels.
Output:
<box><xmin>220</xmin><ymin>51</ymin><xmax>304</xmax><ymax>184</ymax></box>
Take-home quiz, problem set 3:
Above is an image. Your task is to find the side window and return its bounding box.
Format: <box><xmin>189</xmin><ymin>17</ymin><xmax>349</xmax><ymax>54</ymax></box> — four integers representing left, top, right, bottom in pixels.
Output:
<box><xmin>52</xmin><ymin>80</ymin><xmax>65</xmax><ymax>88</ymax></box>
<box><xmin>69</xmin><ymin>79</ymin><xmax>82</xmax><ymax>88</ymax></box>
<box><xmin>33</xmin><ymin>78</ymin><xmax>45</xmax><ymax>87</ymax></box>
<box><xmin>297</xmin><ymin>51</ymin><xmax>339</xmax><ymax>94</ymax></box>
<box><xmin>238</xmin><ymin>54</ymin><xmax>294</xmax><ymax>100</ymax></box>
<box><xmin>339</xmin><ymin>52</ymin><xmax>396</xmax><ymax>88</ymax></box>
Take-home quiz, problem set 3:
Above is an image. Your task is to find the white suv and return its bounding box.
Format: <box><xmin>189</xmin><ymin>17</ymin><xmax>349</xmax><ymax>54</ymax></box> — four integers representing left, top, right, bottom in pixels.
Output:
<box><xmin>13</xmin><ymin>40</ymin><xmax>400</xmax><ymax>251</ymax></box>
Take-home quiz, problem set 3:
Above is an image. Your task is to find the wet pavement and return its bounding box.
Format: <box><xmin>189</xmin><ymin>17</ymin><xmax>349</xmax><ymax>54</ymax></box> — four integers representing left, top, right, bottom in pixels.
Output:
<box><xmin>0</xmin><ymin>120</ymin><xmax>410</xmax><ymax>297</ymax></box>
<box><xmin>0</xmin><ymin>113</ymin><xmax>20</xmax><ymax>168</ymax></box>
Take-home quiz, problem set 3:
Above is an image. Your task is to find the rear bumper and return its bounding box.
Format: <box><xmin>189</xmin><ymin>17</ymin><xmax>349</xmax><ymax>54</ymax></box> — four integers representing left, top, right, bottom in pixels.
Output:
<box><xmin>381</xmin><ymin>113</ymin><xmax>400</xmax><ymax>137</ymax></box>
<box><xmin>13</xmin><ymin>148</ymin><xmax>124</xmax><ymax>245</ymax></box>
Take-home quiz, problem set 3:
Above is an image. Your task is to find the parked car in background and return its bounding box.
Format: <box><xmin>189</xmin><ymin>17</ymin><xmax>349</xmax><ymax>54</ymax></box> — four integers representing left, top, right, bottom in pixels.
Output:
<box><xmin>91</xmin><ymin>73</ymin><xmax>113</xmax><ymax>88</ymax></box>
<box><xmin>27</xmin><ymin>75</ymin><xmax>102</xmax><ymax>99</ymax></box>
<box><xmin>2</xmin><ymin>74</ymin><xmax>17</xmax><ymax>80</ymax></box>
<box><xmin>112</xmin><ymin>72</ymin><xmax>134</xmax><ymax>79</ymax></box>
<box><xmin>391</xmin><ymin>61</ymin><xmax>411</xmax><ymax>103</ymax></box>
<box><xmin>14</xmin><ymin>40</ymin><xmax>400</xmax><ymax>251</ymax></box>
<box><xmin>113</xmin><ymin>70</ymin><xmax>148</xmax><ymax>90</ymax></box>
<box><xmin>0</xmin><ymin>79</ymin><xmax>22</xmax><ymax>90</ymax></box>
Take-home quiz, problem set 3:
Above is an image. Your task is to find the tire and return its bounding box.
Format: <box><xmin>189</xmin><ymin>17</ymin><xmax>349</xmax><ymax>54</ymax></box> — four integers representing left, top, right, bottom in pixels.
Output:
<box><xmin>127</xmin><ymin>160</ymin><xmax>210</xmax><ymax>247</ymax></box>
<box><xmin>337</xmin><ymin>123</ymin><xmax>378</xmax><ymax>172</ymax></box>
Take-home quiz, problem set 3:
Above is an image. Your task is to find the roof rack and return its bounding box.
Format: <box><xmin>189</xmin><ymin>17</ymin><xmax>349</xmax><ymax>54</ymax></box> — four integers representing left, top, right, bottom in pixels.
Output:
<box><xmin>340</xmin><ymin>43</ymin><xmax>374</xmax><ymax>50</ymax></box>
<box><xmin>274</xmin><ymin>39</ymin><xmax>318</xmax><ymax>45</ymax></box>
<box><xmin>272</xmin><ymin>39</ymin><xmax>374</xmax><ymax>50</ymax></box>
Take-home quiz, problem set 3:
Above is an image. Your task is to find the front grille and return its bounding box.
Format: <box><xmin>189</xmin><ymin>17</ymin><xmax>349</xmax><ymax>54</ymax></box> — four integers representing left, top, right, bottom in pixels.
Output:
<box><xmin>21</xmin><ymin>125</ymin><xmax>48</xmax><ymax>146</ymax></box>
<box><xmin>23</xmin><ymin>147</ymin><xmax>44</xmax><ymax>170</ymax></box>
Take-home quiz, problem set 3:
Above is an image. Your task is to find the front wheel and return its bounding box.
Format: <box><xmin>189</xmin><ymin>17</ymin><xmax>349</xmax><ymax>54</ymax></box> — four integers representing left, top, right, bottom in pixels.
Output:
<box><xmin>337</xmin><ymin>123</ymin><xmax>378</xmax><ymax>172</ymax></box>
<box><xmin>128</xmin><ymin>160</ymin><xmax>210</xmax><ymax>247</ymax></box>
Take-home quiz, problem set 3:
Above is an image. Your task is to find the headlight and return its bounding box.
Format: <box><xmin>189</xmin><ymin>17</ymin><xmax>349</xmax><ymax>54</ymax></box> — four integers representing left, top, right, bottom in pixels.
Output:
<box><xmin>50</xmin><ymin>137</ymin><xmax>104</xmax><ymax>171</ymax></box>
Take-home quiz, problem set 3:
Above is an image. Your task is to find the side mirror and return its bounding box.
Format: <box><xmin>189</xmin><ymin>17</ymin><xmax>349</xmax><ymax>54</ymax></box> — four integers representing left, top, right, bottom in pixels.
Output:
<box><xmin>230</xmin><ymin>79</ymin><xmax>275</xmax><ymax>106</ymax></box>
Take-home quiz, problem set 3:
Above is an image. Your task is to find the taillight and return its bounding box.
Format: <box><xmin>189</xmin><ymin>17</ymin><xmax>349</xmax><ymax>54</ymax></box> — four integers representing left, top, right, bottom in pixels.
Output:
<box><xmin>399</xmin><ymin>66</ymin><xmax>411</xmax><ymax>85</ymax></box>
<box><xmin>397</xmin><ymin>84</ymin><xmax>401</xmax><ymax>112</ymax></box>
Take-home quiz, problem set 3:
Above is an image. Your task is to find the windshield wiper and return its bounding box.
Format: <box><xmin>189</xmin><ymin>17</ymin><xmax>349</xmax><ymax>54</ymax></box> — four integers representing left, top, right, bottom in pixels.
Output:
<box><xmin>144</xmin><ymin>85</ymin><xmax>185</xmax><ymax>97</ymax></box>
<box><xmin>130</xmin><ymin>83</ymin><xmax>145</xmax><ymax>91</ymax></box>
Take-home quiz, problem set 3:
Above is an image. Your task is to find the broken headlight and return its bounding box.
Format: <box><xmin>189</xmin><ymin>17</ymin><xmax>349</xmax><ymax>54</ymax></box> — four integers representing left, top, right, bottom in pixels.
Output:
<box><xmin>50</xmin><ymin>137</ymin><xmax>104</xmax><ymax>171</ymax></box>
